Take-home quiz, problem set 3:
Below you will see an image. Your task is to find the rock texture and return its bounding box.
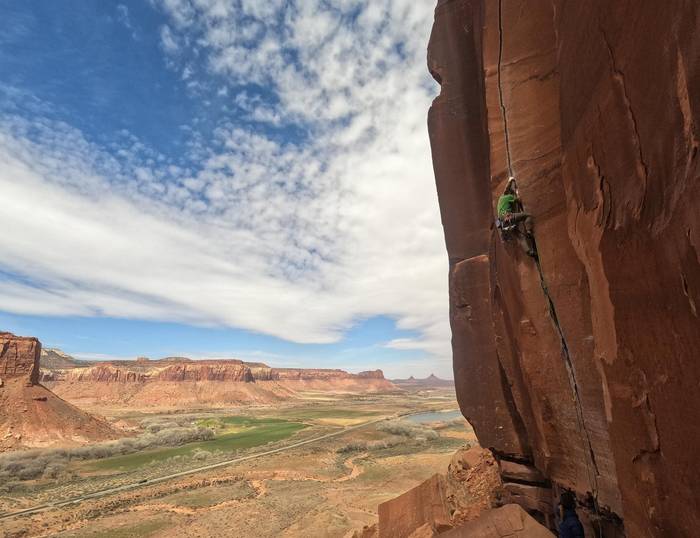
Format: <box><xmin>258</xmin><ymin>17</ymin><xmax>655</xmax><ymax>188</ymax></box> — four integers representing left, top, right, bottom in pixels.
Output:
<box><xmin>0</xmin><ymin>333</ymin><xmax>118</xmax><ymax>451</ymax></box>
<box><xmin>440</xmin><ymin>504</ymin><xmax>553</xmax><ymax>538</ymax></box>
<box><xmin>1</xmin><ymin>332</ymin><xmax>41</xmax><ymax>385</ymax></box>
<box><xmin>375</xmin><ymin>447</ymin><xmax>502</xmax><ymax>538</ymax></box>
<box><xmin>378</xmin><ymin>474</ymin><xmax>453</xmax><ymax>538</ymax></box>
<box><xmin>428</xmin><ymin>1</ymin><xmax>700</xmax><ymax>536</ymax></box>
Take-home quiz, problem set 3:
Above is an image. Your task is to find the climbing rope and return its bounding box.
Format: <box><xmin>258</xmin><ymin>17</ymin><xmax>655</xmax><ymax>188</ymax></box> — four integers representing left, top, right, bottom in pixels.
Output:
<box><xmin>496</xmin><ymin>1</ymin><xmax>605</xmax><ymax>535</ymax></box>
<box><xmin>497</xmin><ymin>0</ymin><xmax>514</xmax><ymax>178</ymax></box>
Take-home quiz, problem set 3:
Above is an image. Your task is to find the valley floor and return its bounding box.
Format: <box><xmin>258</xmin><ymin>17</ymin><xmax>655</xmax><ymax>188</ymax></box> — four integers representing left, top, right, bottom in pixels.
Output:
<box><xmin>0</xmin><ymin>388</ymin><xmax>472</xmax><ymax>538</ymax></box>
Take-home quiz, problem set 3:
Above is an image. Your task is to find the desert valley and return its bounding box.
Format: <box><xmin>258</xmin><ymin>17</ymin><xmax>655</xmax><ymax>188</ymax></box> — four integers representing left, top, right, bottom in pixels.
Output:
<box><xmin>1</xmin><ymin>333</ymin><xmax>479</xmax><ymax>538</ymax></box>
<box><xmin>2</xmin><ymin>0</ymin><xmax>700</xmax><ymax>536</ymax></box>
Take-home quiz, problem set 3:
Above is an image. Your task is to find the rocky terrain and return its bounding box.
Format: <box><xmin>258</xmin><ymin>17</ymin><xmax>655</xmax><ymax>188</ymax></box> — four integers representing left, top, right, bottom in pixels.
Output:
<box><xmin>39</xmin><ymin>351</ymin><xmax>396</xmax><ymax>409</ymax></box>
<box><xmin>424</xmin><ymin>0</ymin><xmax>700</xmax><ymax>536</ymax></box>
<box><xmin>0</xmin><ymin>333</ymin><xmax>119</xmax><ymax>452</ymax></box>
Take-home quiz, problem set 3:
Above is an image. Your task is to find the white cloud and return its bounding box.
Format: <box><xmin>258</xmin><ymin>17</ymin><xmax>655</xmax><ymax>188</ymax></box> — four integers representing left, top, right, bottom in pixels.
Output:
<box><xmin>0</xmin><ymin>1</ymin><xmax>451</xmax><ymax>373</ymax></box>
<box><xmin>116</xmin><ymin>4</ymin><xmax>139</xmax><ymax>40</ymax></box>
<box><xmin>160</xmin><ymin>25</ymin><xmax>179</xmax><ymax>54</ymax></box>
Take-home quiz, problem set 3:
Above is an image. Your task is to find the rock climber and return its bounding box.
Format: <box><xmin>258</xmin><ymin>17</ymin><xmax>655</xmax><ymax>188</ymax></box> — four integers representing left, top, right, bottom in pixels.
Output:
<box><xmin>558</xmin><ymin>491</ymin><xmax>585</xmax><ymax>538</ymax></box>
<box><xmin>496</xmin><ymin>176</ymin><xmax>536</xmax><ymax>258</ymax></box>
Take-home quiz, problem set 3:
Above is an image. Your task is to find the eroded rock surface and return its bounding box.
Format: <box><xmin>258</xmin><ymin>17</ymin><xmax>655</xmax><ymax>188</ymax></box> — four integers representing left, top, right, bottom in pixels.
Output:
<box><xmin>376</xmin><ymin>447</ymin><xmax>502</xmax><ymax>538</ymax></box>
<box><xmin>1</xmin><ymin>332</ymin><xmax>41</xmax><ymax>385</ymax></box>
<box><xmin>440</xmin><ymin>504</ymin><xmax>553</xmax><ymax>538</ymax></box>
<box><xmin>428</xmin><ymin>1</ymin><xmax>700</xmax><ymax>536</ymax></box>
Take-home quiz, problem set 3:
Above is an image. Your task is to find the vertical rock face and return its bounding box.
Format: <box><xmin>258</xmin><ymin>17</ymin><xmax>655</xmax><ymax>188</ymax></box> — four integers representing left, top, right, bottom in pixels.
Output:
<box><xmin>428</xmin><ymin>1</ymin><xmax>700</xmax><ymax>537</ymax></box>
<box><xmin>0</xmin><ymin>332</ymin><xmax>41</xmax><ymax>385</ymax></box>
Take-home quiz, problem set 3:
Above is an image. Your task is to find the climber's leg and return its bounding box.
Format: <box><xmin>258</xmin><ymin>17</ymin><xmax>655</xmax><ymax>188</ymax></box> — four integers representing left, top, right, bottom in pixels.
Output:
<box><xmin>515</xmin><ymin>233</ymin><xmax>535</xmax><ymax>257</ymax></box>
<box><xmin>509</xmin><ymin>212</ymin><xmax>533</xmax><ymax>234</ymax></box>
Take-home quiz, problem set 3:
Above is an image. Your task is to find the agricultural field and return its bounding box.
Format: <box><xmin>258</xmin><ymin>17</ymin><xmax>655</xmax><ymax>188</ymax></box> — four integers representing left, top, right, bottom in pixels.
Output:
<box><xmin>0</xmin><ymin>388</ymin><xmax>474</xmax><ymax>538</ymax></box>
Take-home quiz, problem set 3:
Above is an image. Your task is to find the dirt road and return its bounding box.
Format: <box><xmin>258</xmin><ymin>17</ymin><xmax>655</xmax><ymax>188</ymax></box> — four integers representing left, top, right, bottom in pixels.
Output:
<box><xmin>0</xmin><ymin>412</ymin><xmax>412</xmax><ymax>522</ymax></box>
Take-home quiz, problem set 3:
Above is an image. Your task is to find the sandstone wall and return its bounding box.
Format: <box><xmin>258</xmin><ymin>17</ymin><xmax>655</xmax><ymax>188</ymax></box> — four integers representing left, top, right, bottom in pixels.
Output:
<box><xmin>271</xmin><ymin>368</ymin><xmax>353</xmax><ymax>380</ymax></box>
<box><xmin>0</xmin><ymin>332</ymin><xmax>41</xmax><ymax>385</ymax></box>
<box><xmin>41</xmin><ymin>358</ymin><xmax>389</xmax><ymax>385</ymax></box>
<box><xmin>357</xmin><ymin>370</ymin><xmax>385</xmax><ymax>379</ymax></box>
<box><xmin>428</xmin><ymin>1</ymin><xmax>700</xmax><ymax>536</ymax></box>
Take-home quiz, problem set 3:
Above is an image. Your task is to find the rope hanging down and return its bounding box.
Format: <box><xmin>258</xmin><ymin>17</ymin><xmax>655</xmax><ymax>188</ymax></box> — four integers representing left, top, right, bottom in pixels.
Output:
<box><xmin>497</xmin><ymin>0</ymin><xmax>514</xmax><ymax>178</ymax></box>
<box><xmin>496</xmin><ymin>1</ymin><xmax>605</xmax><ymax>533</ymax></box>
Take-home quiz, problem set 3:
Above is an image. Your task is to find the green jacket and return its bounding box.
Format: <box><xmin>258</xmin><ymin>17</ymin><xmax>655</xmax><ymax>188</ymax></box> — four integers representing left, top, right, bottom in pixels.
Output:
<box><xmin>497</xmin><ymin>194</ymin><xmax>517</xmax><ymax>218</ymax></box>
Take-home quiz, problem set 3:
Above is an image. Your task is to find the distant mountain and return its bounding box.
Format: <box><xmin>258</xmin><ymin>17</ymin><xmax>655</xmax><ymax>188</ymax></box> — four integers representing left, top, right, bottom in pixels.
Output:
<box><xmin>391</xmin><ymin>373</ymin><xmax>454</xmax><ymax>388</ymax></box>
<box><xmin>40</xmin><ymin>348</ymin><xmax>88</xmax><ymax>369</ymax></box>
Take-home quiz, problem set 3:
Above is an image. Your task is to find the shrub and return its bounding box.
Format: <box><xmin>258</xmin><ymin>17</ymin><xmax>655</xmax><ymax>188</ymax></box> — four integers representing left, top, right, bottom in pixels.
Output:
<box><xmin>377</xmin><ymin>420</ymin><xmax>439</xmax><ymax>441</ymax></box>
<box><xmin>0</xmin><ymin>424</ymin><xmax>215</xmax><ymax>481</ymax></box>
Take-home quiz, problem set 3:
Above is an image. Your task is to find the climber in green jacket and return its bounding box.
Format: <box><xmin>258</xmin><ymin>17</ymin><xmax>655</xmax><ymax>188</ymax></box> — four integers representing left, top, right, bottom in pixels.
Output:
<box><xmin>496</xmin><ymin>177</ymin><xmax>536</xmax><ymax>258</ymax></box>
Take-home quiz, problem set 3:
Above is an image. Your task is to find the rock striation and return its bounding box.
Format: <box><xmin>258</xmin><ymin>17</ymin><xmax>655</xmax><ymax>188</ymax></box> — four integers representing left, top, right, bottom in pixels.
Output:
<box><xmin>428</xmin><ymin>1</ymin><xmax>700</xmax><ymax>536</ymax></box>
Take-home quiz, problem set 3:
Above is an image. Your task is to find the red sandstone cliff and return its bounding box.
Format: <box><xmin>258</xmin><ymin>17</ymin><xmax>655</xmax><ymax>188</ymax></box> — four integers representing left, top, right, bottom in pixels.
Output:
<box><xmin>40</xmin><ymin>355</ymin><xmax>396</xmax><ymax>408</ymax></box>
<box><xmin>0</xmin><ymin>332</ymin><xmax>41</xmax><ymax>385</ymax></box>
<box><xmin>44</xmin><ymin>359</ymin><xmax>255</xmax><ymax>383</ymax></box>
<box><xmin>428</xmin><ymin>1</ymin><xmax>700</xmax><ymax>536</ymax></box>
<box><xmin>0</xmin><ymin>333</ymin><xmax>118</xmax><ymax>451</ymax></box>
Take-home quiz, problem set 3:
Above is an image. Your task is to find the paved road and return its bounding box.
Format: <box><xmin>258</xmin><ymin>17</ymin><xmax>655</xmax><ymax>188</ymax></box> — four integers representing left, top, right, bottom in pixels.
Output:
<box><xmin>0</xmin><ymin>411</ymin><xmax>423</xmax><ymax>521</ymax></box>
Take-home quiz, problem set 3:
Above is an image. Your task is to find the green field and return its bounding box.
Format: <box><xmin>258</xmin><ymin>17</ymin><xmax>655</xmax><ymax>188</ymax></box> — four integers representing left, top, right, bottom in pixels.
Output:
<box><xmin>268</xmin><ymin>408</ymin><xmax>383</xmax><ymax>420</ymax></box>
<box><xmin>86</xmin><ymin>417</ymin><xmax>306</xmax><ymax>472</ymax></box>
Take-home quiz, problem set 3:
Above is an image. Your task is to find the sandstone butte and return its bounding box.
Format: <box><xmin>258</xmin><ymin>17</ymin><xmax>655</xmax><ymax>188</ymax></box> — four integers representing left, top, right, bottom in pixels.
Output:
<box><xmin>0</xmin><ymin>333</ymin><xmax>119</xmax><ymax>451</ymax></box>
<box><xmin>414</xmin><ymin>0</ymin><xmax>700</xmax><ymax>537</ymax></box>
<box><xmin>38</xmin><ymin>351</ymin><xmax>396</xmax><ymax>408</ymax></box>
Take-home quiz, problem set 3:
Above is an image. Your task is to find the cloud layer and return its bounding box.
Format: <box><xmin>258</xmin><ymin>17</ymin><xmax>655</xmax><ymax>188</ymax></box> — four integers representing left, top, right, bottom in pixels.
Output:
<box><xmin>0</xmin><ymin>1</ymin><xmax>449</xmax><ymax>366</ymax></box>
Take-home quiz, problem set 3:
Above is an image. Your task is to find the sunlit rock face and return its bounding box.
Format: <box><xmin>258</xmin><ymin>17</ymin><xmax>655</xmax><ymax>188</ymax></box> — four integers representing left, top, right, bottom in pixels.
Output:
<box><xmin>428</xmin><ymin>1</ymin><xmax>700</xmax><ymax>536</ymax></box>
<box><xmin>0</xmin><ymin>332</ymin><xmax>41</xmax><ymax>385</ymax></box>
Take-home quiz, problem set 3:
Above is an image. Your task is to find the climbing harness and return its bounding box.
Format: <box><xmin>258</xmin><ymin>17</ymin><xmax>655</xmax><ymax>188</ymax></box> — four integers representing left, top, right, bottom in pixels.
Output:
<box><xmin>496</xmin><ymin>1</ymin><xmax>604</xmax><ymax>534</ymax></box>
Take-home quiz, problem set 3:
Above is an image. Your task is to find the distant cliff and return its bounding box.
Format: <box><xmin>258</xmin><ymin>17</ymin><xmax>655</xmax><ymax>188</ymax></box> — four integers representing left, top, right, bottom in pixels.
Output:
<box><xmin>40</xmin><ymin>353</ymin><xmax>396</xmax><ymax>408</ymax></box>
<box><xmin>428</xmin><ymin>1</ymin><xmax>700</xmax><ymax>536</ymax></box>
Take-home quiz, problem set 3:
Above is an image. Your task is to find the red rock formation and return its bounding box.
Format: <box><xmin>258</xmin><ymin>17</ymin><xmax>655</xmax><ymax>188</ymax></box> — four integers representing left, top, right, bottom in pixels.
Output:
<box><xmin>40</xmin><ymin>354</ymin><xmax>395</xmax><ymax>407</ymax></box>
<box><xmin>0</xmin><ymin>332</ymin><xmax>41</xmax><ymax>385</ymax></box>
<box><xmin>440</xmin><ymin>504</ymin><xmax>553</xmax><ymax>538</ymax></box>
<box><xmin>157</xmin><ymin>361</ymin><xmax>254</xmax><ymax>382</ymax></box>
<box><xmin>271</xmin><ymin>368</ymin><xmax>353</xmax><ymax>380</ymax></box>
<box><xmin>0</xmin><ymin>333</ymin><xmax>119</xmax><ymax>451</ymax></box>
<box><xmin>428</xmin><ymin>1</ymin><xmax>700</xmax><ymax>536</ymax></box>
<box><xmin>372</xmin><ymin>447</ymin><xmax>522</xmax><ymax>537</ymax></box>
<box><xmin>378</xmin><ymin>474</ymin><xmax>452</xmax><ymax>538</ymax></box>
<box><xmin>357</xmin><ymin>369</ymin><xmax>385</xmax><ymax>379</ymax></box>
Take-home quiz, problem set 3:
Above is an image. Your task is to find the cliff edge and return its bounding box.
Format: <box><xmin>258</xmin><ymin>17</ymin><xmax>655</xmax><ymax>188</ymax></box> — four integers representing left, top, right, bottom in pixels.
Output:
<box><xmin>428</xmin><ymin>1</ymin><xmax>700</xmax><ymax>536</ymax></box>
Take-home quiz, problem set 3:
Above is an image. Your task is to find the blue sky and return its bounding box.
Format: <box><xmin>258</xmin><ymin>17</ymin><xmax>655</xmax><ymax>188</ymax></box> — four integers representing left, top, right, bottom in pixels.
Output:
<box><xmin>0</xmin><ymin>1</ymin><xmax>450</xmax><ymax>378</ymax></box>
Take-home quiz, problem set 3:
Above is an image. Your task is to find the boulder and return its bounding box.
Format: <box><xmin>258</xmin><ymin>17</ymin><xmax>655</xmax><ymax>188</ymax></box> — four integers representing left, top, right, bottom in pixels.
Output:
<box><xmin>498</xmin><ymin>460</ymin><xmax>546</xmax><ymax>485</ymax></box>
<box><xmin>378</xmin><ymin>474</ymin><xmax>452</xmax><ymax>538</ymax></box>
<box><xmin>440</xmin><ymin>504</ymin><xmax>553</xmax><ymax>538</ymax></box>
<box><xmin>502</xmin><ymin>483</ymin><xmax>553</xmax><ymax>515</ymax></box>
